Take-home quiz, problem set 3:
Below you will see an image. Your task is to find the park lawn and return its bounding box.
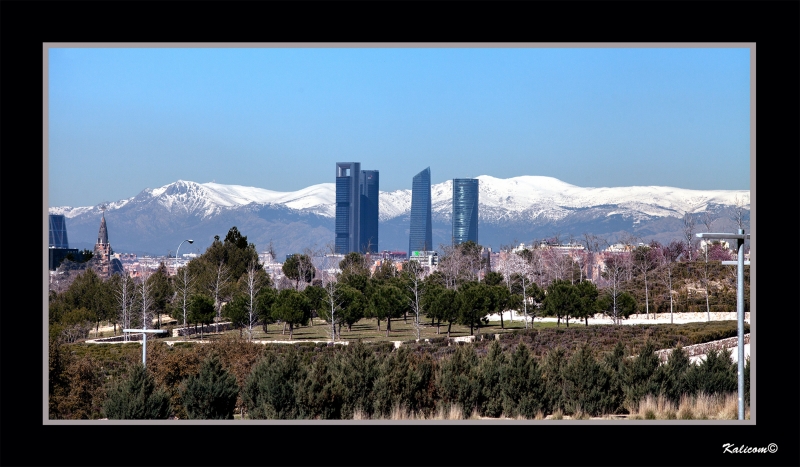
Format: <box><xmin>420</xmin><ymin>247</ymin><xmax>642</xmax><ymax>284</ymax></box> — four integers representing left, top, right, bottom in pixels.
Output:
<box><xmin>170</xmin><ymin>315</ymin><xmax>580</xmax><ymax>344</ymax></box>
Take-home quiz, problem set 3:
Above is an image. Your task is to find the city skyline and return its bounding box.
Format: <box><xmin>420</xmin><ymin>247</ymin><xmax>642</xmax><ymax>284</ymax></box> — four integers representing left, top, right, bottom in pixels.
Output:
<box><xmin>48</xmin><ymin>46</ymin><xmax>751</xmax><ymax>208</ymax></box>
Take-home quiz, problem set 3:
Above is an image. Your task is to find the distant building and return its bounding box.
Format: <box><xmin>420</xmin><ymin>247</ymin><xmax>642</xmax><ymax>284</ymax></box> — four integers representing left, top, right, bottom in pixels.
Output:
<box><xmin>408</xmin><ymin>167</ymin><xmax>433</xmax><ymax>257</ymax></box>
<box><xmin>48</xmin><ymin>214</ymin><xmax>79</xmax><ymax>270</ymax></box>
<box><xmin>380</xmin><ymin>250</ymin><xmax>408</xmax><ymax>262</ymax></box>
<box><xmin>93</xmin><ymin>213</ymin><xmax>124</xmax><ymax>278</ymax></box>
<box><xmin>409</xmin><ymin>250</ymin><xmax>439</xmax><ymax>268</ymax></box>
<box><xmin>49</xmin><ymin>214</ymin><xmax>69</xmax><ymax>249</ymax></box>
<box><xmin>335</xmin><ymin>162</ymin><xmax>379</xmax><ymax>254</ymax></box>
<box><xmin>452</xmin><ymin>178</ymin><xmax>479</xmax><ymax>245</ymax></box>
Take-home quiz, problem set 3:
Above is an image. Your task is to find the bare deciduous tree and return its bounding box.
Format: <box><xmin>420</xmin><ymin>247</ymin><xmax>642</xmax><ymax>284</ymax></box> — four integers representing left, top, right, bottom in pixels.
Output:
<box><xmin>211</xmin><ymin>261</ymin><xmax>231</xmax><ymax>333</ymax></box>
<box><xmin>244</xmin><ymin>262</ymin><xmax>263</xmax><ymax>341</ymax></box>
<box><xmin>116</xmin><ymin>274</ymin><xmax>136</xmax><ymax>341</ymax></box>
<box><xmin>174</xmin><ymin>267</ymin><xmax>193</xmax><ymax>341</ymax></box>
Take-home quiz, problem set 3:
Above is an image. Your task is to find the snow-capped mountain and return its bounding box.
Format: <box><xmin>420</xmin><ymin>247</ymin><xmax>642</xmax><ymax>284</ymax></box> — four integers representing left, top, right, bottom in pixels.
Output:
<box><xmin>49</xmin><ymin>176</ymin><xmax>750</xmax><ymax>258</ymax></box>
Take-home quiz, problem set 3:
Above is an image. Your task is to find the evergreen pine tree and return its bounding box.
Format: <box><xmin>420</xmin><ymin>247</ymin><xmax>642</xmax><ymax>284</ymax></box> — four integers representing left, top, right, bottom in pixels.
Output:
<box><xmin>501</xmin><ymin>342</ymin><xmax>545</xmax><ymax>418</ymax></box>
<box><xmin>622</xmin><ymin>340</ymin><xmax>662</xmax><ymax>408</ymax></box>
<box><xmin>181</xmin><ymin>353</ymin><xmax>240</xmax><ymax>419</ymax></box>
<box><xmin>478</xmin><ymin>340</ymin><xmax>507</xmax><ymax>417</ymax></box>
<box><xmin>103</xmin><ymin>363</ymin><xmax>171</xmax><ymax>419</ymax></box>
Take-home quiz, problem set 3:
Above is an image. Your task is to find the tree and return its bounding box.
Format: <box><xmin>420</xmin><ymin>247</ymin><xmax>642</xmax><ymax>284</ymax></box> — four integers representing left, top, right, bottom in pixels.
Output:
<box><xmin>256</xmin><ymin>288</ymin><xmax>277</xmax><ymax>334</ymax></box>
<box><xmin>366</xmin><ymin>282</ymin><xmax>406</xmax><ymax>337</ymax></box>
<box><xmin>682</xmin><ymin>213</ymin><xmax>697</xmax><ymax>261</ymax></box>
<box><xmin>633</xmin><ymin>243</ymin><xmax>658</xmax><ymax>319</ymax></box>
<box><xmin>148</xmin><ymin>262</ymin><xmax>173</xmax><ymax>329</ymax></box>
<box><xmin>244</xmin><ymin>349</ymin><xmax>307</xmax><ymax>419</ymax></box>
<box><xmin>597</xmin><ymin>291</ymin><xmax>637</xmax><ymax>323</ymax></box>
<box><xmin>211</xmin><ymin>261</ymin><xmax>231</xmax><ymax>334</ymax></box>
<box><xmin>403</xmin><ymin>260</ymin><xmax>427</xmax><ymax>340</ymax></box>
<box><xmin>507</xmin><ymin>252</ymin><xmax>535</xmax><ymax>328</ymax></box>
<box><xmin>562</xmin><ymin>344</ymin><xmax>609</xmax><ymax>416</ymax></box>
<box><xmin>104</xmin><ymin>363</ymin><xmax>171</xmax><ymax>419</ymax></box>
<box><xmin>242</xmin><ymin>262</ymin><xmax>267</xmax><ymax>340</ymax></box>
<box><xmin>456</xmin><ymin>281</ymin><xmax>493</xmax><ymax>336</ymax></box>
<box><xmin>272</xmin><ymin>289</ymin><xmax>311</xmax><ymax>339</ymax></box>
<box><xmin>601</xmin><ymin>253</ymin><xmax>628</xmax><ymax>324</ymax></box>
<box><xmin>136</xmin><ymin>270</ymin><xmax>156</xmax><ymax>331</ymax></box>
<box><xmin>543</xmin><ymin>280</ymin><xmax>580</xmax><ymax>327</ymax></box>
<box><xmin>501</xmin><ymin>343</ymin><xmax>545</xmax><ymax>418</ymax></box>
<box><xmin>422</xmin><ymin>285</ymin><xmax>458</xmax><ymax>337</ymax></box>
<box><xmin>437</xmin><ymin>344</ymin><xmax>481</xmax><ymax>418</ymax></box>
<box><xmin>574</xmin><ymin>279</ymin><xmax>599</xmax><ymax>326</ymax></box>
<box><xmin>283</xmin><ymin>254</ymin><xmax>316</xmax><ymax>291</ymax></box>
<box><xmin>222</xmin><ymin>294</ymin><xmax>250</xmax><ymax>338</ymax></box>
<box><xmin>180</xmin><ymin>353</ymin><xmax>240</xmax><ymax>419</ymax></box>
<box><xmin>114</xmin><ymin>273</ymin><xmax>137</xmax><ymax>340</ymax></box>
<box><xmin>622</xmin><ymin>341</ymin><xmax>661</xmax><ymax>408</ymax></box>
<box><xmin>173</xmin><ymin>267</ymin><xmax>194</xmax><ymax>341</ymax></box>
<box><xmin>656</xmin><ymin>241</ymin><xmax>684</xmax><ymax>323</ymax></box>
<box><xmin>478</xmin><ymin>340</ymin><xmax>507</xmax><ymax>417</ymax></box>
<box><xmin>188</xmin><ymin>294</ymin><xmax>215</xmax><ymax>339</ymax></box>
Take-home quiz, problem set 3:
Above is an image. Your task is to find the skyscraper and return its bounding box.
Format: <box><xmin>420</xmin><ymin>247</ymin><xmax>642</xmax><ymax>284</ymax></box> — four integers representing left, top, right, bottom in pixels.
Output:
<box><xmin>408</xmin><ymin>167</ymin><xmax>432</xmax><ymax>256</ymax></box>
<box><xmin>359</xmin><ymin>170</ymin><xmax>379</xmax><ymax>253</ymax></box>
<box><xmin>335</xmin><ymin>162</ymin><xmax>379</xmax><ymax>254</ymax></box>
<box><xmin>49</xmin><ymin>214</ymin><xmax>69</xmax><ymax>249</ymax></box>
<box><xmin>452</xmin><ymin>178</ymin><xmax>479</xmax><ymax>245</ymax></box>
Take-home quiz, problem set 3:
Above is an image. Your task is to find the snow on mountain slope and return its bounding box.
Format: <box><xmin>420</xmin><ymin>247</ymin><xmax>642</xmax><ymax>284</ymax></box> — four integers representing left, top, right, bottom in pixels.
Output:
<box><xmin>50</xmin><ymin>176</ymin><xmax>750</xmax><ymax>224</ymax></box>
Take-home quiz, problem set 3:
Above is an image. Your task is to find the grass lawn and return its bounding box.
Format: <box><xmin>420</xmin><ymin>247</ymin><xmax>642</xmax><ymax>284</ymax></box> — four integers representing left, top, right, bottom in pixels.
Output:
<box><xmin>165</xmin><ymin>315</ymin><xmax>582</xmax><ymax>344</ymax></box>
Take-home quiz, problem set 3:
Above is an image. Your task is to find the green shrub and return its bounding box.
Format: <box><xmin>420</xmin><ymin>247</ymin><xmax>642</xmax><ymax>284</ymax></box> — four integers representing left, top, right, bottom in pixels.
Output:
<box><xmin>181</xmin><ymin>353</ymin><xmax>239</xmax><ymax>419</ymax></box>
<box><xmin>243</xmin><ymin>347</ymin><xmax>307</xmax><ymax>419</ymax></box>
<box><xmin>103</xmin><ymin>364</ymin><xmax>171</xmax><ymax>419</ymax></box>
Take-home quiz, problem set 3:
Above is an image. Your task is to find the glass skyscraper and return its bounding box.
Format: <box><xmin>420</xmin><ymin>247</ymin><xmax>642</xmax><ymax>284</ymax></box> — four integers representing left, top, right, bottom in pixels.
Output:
<box><xmin>408</xmin><ymin>167</ymin><xmax>432</xmax><ymax>256</ymax></box>
<box><xmin>359</xmin><ymin>170</ymin><xmax>379</xmax><ymax>253</ymax></box>
<box><xmin>452</xmin><ymin>178</ymin><xmax>479</xmax><ymax>245</ymax></box>
<box><xmin>335</xmin><ymin>162</ymin><xmax>379</xmax><ymax>254</ymax></box>
<box><xmin>49</xmin><ymin>214</ymin><xmax>69</xmax><ymax>248</ymax></box>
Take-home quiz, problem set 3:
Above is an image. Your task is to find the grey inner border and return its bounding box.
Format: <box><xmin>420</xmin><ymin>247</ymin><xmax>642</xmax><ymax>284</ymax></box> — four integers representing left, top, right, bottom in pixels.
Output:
<box><xmin>43</xmin><ymin>42</ymin><xmax>755</xmax><ymax>426</ymax></box>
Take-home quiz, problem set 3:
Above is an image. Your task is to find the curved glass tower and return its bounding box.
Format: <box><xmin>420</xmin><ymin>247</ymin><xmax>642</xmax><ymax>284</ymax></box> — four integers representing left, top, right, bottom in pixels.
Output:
<box><xmin>408</xmin><ymin>167</ymin><xmax>432</xmax><ymax>256</ymax></box>
<box><xmin>49</xmin><ymin>214</ymin><xmax>69</xmax><ymax>248</ymax></box>
<box><xmin>452</xmin><ymin>178</ymin><xmax>478</xmax><ymax>245</ymax></box>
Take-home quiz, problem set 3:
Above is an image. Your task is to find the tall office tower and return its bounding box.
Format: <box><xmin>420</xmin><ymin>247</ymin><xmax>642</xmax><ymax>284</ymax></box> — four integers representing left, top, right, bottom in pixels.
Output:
<box><xmin>336</xmin><ymin>163</ymin><xmax>380</xmax><ymax>254</ymax></box>
<box><xmin>452</xmin><ymin>178</ymin><xmax>479</xmax><ymax>245</ymax></box>
<box><xmin>49</xmin><ymin>214</ymin><xmax>69</xmax><ymax>248</ymax></box>
<box><xmin>335</xmin><ymin>162</ymin><xmax>361</xmax><ymax>254</ymax></box>
<box><xmin>408</xmin><ymin>167</ymin><xmax>432</xmax><ymax>256</ymax></box>
<box><xmin>359</xmin><ymin>170</ymin><xmax>379</xmax><ymax>253</ymax></box>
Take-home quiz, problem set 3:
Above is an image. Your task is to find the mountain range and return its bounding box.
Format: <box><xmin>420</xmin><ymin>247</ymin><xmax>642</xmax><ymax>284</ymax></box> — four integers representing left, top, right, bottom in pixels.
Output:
<box><xmin>49</xmin><ymin>176</ymin><xmax>750</xmax><ymax>259</ymax></box>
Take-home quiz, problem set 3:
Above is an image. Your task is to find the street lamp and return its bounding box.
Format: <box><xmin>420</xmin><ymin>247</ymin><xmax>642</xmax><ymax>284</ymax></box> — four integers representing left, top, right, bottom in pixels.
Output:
<box><xmin>175</xmin><ymin>239</ymin><xmax>194</xmax><ymax>275</ymax></box>
<box><xmin>696</xmin><ymin>229</ymin><xmax>750</xmax><ymax>420</ymax></box>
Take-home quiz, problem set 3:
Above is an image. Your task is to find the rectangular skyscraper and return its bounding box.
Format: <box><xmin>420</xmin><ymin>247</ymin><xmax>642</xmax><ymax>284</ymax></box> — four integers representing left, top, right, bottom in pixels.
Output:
<box><xmin>452</xmin><ymin>178</ymin><xmax>479</xmax><ymax>245</ymax></box>
<box><xmin>409</xmin><ymin>167</ymin><xmax>432</xmax><ymax>256</ymax></box>
<box><xmin>360</xmin><ymin>170</ymin><xmax>379</xmax><ymax>253</ymax></box>
<box><xmin>335</xmin><ymin>162</ymin><xmax>379</xmax><ymax>254</ymax></box>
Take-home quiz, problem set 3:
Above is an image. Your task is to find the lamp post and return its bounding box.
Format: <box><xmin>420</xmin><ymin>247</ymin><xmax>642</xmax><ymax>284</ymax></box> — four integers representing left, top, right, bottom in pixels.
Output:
<box><xmin>696</xmin><ymin>229</ymin><xmax>750</xmax><ymax>420</ymax></box>
<box><xmin>123</xmin><ymin>328</ymin><xmax>168</xmax><ymax>367</ymax></box>
<box><xmin>175</xmin><ymin>239</ymin><xmax>194</xmax><ymax>275</ymax></box>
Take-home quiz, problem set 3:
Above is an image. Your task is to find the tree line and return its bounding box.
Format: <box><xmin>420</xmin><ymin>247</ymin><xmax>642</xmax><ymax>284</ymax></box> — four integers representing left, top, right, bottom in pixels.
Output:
<box><xmin>49</xmin><ymin>338</ymin><xmax>748</xmax><ymax>420</ymax></box>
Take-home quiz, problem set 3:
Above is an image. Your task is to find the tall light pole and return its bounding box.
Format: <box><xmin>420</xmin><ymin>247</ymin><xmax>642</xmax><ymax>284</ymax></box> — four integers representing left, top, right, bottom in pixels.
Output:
<box><xmin>696</xmin><ymin>229</ymin><xmax>750</xmax><ymax>420</ymax></box>
<box><xmin>175</xmin><ymin>239</ymin><xmax>194</xmax><ymax>275</ymax></box>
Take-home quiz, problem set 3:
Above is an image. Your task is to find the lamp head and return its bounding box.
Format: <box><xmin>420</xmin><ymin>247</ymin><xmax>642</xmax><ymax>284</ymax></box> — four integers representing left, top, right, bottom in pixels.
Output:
<box><xmin>188</xmin><ymin>239</ymin><xmax>194</xmax><ymax>244</ymax></box>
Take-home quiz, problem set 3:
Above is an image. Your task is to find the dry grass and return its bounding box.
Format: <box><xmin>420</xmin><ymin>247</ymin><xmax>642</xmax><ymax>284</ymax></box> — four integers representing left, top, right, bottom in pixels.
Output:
<box><xmin>628</xmin><ymin>393</ymin><xmax>748</xmax><ymax>420</ymax></box>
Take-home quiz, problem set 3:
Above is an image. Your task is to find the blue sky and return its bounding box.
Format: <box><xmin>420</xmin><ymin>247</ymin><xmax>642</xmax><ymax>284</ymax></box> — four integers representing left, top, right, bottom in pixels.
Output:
<box><xmin>48</xmin><ymin>46</ymin><xmax>751</xmax><ymax>207</ymax></box>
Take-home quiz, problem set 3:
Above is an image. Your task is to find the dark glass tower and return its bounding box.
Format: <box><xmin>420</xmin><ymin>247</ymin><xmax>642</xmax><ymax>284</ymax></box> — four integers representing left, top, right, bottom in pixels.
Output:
<box><xmin>452</xmin><ymin>178</ymin><xmax>479</xmax><ymax>245</ymax></box>
<box><xmin>49</xmin><ymin>214</ymin><xmax>69</xmax><ymax>248</ymax></box>
<box><xmin>408</xmin><ymin>167</ymin><xmax>432</xmax><ymax>256</ymax></box>
<box><xmin>359</xmin><ymin>170</ymin><xmax>379</xmax><ymax>253</ymax></box>
<box><xmin>335</xmin><ymin>162</ymin><xmax>361</xmax><ymax>254</ymax></box>
<box><xmin>335</xmin><ymin>162</ymin><xmax>379</xmax><ymax>254</ymax></box>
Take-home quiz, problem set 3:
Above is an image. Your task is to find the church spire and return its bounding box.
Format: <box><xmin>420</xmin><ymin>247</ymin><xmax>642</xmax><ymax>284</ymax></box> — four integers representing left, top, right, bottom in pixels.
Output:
<box><xmin>97</xmin><ymin>212</ymin><xmax>109</xmax><ymax>245</ymax></box>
